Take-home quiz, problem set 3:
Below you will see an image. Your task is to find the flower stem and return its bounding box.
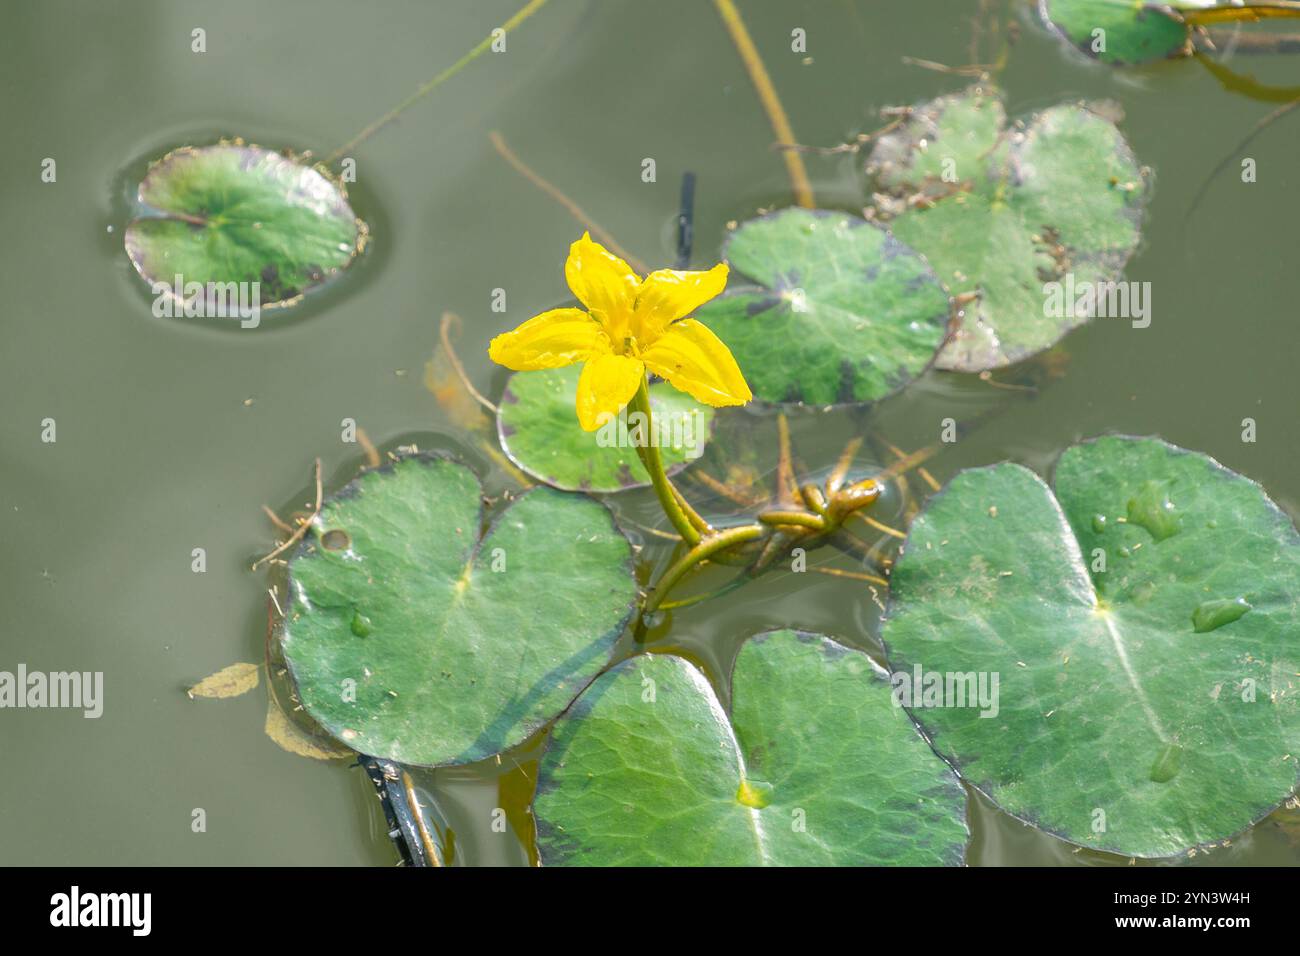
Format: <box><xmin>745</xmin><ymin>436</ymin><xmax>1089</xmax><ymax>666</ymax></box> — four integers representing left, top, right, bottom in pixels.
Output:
<box><xmin>644</xmin><ymin>524</ymin><xmax>765</xmax><ymax>613</ymax></box>
<box><xmin>629</xmin><ymin>377</ymin><xmax>704</xmax><ymax>546</ymax></box>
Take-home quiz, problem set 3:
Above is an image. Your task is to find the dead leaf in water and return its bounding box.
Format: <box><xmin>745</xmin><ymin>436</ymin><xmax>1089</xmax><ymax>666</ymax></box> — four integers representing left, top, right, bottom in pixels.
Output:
<box><xmin>187</xmin><ymin>662</ymin><xmax>260</xmax><ymax>700</ymax></box>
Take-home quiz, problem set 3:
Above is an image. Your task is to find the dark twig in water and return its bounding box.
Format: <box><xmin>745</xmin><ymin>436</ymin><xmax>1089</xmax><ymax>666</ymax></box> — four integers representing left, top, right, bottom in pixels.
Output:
<box><xmin>358</xmin><ymin>757</ymin><xmax>433</xmax><ymax>866</ymax></box>
<box><xmin>675</xmin><ymin>172</ymin><xmax>696</xmax><ymax>269</ymax></box>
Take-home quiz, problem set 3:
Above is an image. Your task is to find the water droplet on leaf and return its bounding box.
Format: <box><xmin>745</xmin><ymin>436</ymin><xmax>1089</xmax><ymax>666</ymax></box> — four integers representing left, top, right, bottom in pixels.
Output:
<box><xmin>351</xmin><ymin>611</ymin><xmax>373</xmax><ymax>637</ymax></box>
<box><xmin>1149</xmin><ymin>742</ymin><xmax>1183</xmax><ymax>783</ymax></box>
<box><xmin>736</xmin><ymin>778</ymin><xmax>774</xmax><ymax>809</ymax></box>
<box><xmin>1126</xmin><ymin>480</ymin><xmax>1180</xmax><ymax>541</ymax></box>
<box><xmin>1192</xmin><ymin>597</ymin><xmax>1251</xmax><ymax>634</ymax></box>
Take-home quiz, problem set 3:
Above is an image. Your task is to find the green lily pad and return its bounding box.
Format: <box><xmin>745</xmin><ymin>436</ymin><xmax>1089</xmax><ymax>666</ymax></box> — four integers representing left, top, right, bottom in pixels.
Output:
<box><xmin>125</xmin><ymin>143</ymin><xmax>363</xmax><ymax>312</ymax></box>
<box><xmin>866</xmin><ymin>86</ymin><xmax>1148</xmax><ymax>371</ymax></box>
<box><xmin>280</xmin><ymin>455</ymin><xmax>636</xmax><ymax>767</ymax></box>
<box><xmin>533</xmin><ymin>629</ymin><xmax>969</xmax><ymax>865</ymax></box>
<box><xmin>882</xmin><ymin>436</ymin><xmax>1300</xmax><ymax>858</ymax></box>
<box><xmin>691</xmin><ymin>208</ymin><xmax>951</xmax><ymax>406</ymax></box>
<box><xmin>497</xmin><ymin>366</ymin><xmax>714</xmax><ymax>492</ymax></box>
<box><xmin>1041</xmin><ymin>0</ymin><xmax>1193</xmax><ymax>65</ymax></box>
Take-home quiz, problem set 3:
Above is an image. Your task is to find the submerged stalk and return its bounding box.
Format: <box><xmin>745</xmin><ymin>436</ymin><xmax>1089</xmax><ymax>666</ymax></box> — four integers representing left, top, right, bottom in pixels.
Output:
<box><xmin>644</xmin><ymin>524</ymin><xmax>765</xmax><ymax>613</ymax></box>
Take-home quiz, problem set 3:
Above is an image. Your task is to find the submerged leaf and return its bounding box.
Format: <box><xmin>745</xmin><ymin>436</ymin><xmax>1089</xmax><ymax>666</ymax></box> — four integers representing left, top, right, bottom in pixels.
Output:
<box><xmin>1041</xmin><ymin>0</ymin><xmax>1194</xmax><ymax>65</ymax></box>
<box><xmin>497</xmin><ymin>366</ymin><xmax>714</xmax><ymax>492</ymax></box>
<box><xmin>187</xmin><ymin>662</ymin><xmax>260</xmax><ymax>700</ymax></box>
<box><xmin>280</xmin><ymin>455</ymin><xmax>636</xmax><ymax>767</ymax></box>
<box><xmin>692</xmin><ymin>208</ymin><xmax>951</xmax><ymax>406</ymax></box>
<box><xmin>866</xmin><ymin>86</ymin><xmax>1148</xmax><ymax>371</ymax></box>
<box><xmin>425</xmin><ymin>351</ymin><xmax>489</xmax><ymax>432</ymax></box>
<box><xmin>264</xmin><ymin>696</ymin><xmax>353</xmax><ymax>761</ymax></box>
<box><xmin>883</xmin><ymin>436</ymin><xmax>1300</xmax><ymax>857</ymax></box>
<box><xmin>125</xmin><ymin>144</ymin><xmax>363</xmax><ymax>314</ymax></box>
<box><xmin>533</xmin><ymin>630</ymin><xmax>968</xmax><ymax>865</ymax></box>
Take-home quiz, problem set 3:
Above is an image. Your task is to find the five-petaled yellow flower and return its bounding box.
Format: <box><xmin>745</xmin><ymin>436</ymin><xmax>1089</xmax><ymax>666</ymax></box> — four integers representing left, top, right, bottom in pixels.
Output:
<box><xmin>488</xmin><ymin>233</ymin><xmax>752</xmax><ymax>431</ymax></box>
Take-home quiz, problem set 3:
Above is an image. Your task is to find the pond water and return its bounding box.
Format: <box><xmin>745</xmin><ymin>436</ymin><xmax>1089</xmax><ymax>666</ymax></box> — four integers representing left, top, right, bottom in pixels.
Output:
<box><xmin>1</xmin><ymin>0</ymin><xmax>1297</xmax><ymax>865</ymax></box>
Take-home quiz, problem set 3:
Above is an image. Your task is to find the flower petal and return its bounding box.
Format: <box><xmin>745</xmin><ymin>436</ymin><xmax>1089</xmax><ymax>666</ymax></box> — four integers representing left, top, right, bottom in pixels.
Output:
<box><xmin>640</xmin><ymin>319</ymin><xmax>752</xmax><ymax>408</ymax></box>
<box><xmin>575</xmin><ymin>354</ymin><xmax>645</xmax><ymax>431</ymax></box>
<box><xmin>488</xmin><ymin>308</ymin><xmax>607</xmax><ymax>371</ymax></box>
<box><xmin>564</xmin><ymin>233</ymin><xmax>640</xmax><ymax>340</ymax></box>
<box><xmin>633</xmin><ymin>263</ymin><xmax>729</xmax><ymax>342</ymax></box>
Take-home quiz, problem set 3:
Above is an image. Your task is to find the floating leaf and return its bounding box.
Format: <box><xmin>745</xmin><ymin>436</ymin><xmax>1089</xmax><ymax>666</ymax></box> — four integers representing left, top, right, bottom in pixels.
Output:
<box><xmin>1041</xmin><ymin>0</ymin><xmax>1193</xmax><ymax>65</ymax></box>
<box><xmin>264</xmin><ymin>696</ymin><xmax>353</xmax><ymax>761</ymax></box>
<box><xmin>883</xmin><ymin>436</ymin><xmax>1300</xmax><ymax>857</ymax></box>
<box><xmin>692</xmin><ymin>208</ymin><xmax>950</xmax><ymax>406</ymax></box>
<box><xmin>497</xmin><ymin>366</ymin><xmax>714</xmax><ymax>492</ymax></box>
<box><xmin>866</xmin><ymin>86</ymin><xmax>1148</xmax><ymax>371</ymax></box>
<box><xmin>187</xmin><ymin>661</ymin><xmax>260</xmax><ymax>700</ymax></box>
<box><xmin>125</xmin><ymin>144</ymin><xmax>363</xmax><ymax>312</ymax></box>
<box><xmin>280</xmin><ymin>455</ymin><xmax>636</xmax><ymax>766</ymax></box>
<box><xmin>533</xmin><ymin>630</ymin><xmax>968</xmax><ymax>865</ymax></box>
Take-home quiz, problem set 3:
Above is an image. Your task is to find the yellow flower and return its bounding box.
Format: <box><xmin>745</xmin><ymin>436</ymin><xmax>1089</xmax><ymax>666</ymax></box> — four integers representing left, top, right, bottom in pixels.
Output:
<box><xmin>488</xmin><ymin>233</ymin><xmax>752</xmax><ymax>430</ymax></box>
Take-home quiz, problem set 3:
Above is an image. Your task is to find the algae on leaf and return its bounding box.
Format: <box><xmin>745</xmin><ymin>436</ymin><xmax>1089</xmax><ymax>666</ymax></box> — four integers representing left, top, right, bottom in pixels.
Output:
<box><xmin>866</xmin><ymin>86</ymin><xmax>1148</xmax><ymax>371</ymax></box>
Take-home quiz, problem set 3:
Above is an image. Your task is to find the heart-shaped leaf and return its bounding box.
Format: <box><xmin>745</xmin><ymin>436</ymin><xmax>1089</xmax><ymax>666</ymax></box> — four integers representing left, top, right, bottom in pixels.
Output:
<box><xmin>1041</xmin><ymin>0</ymin><xmax>1193</xmax><ymax>65</ymax></box>
<box><xmin>691</xmin><ymin>208</ymin><xmax>951</xmax><ymax>406</ymax></box>
<box><xmin>125</xmin><ymin>144</ymin><xmax>364</xmax><ymax>312</ymax></box>
<box><xmin>280</xmin><ymin>455</ymin><xmax>636</xmax><ymax>767</ymax></box>
<box><xmin>866</xmin><ymin>86</ymin><xmax>1148</xmax><ymax>371</ymax></box>
<box><xmin>882</xmin><ymin>436</ymin><xmax>1300</xmax><ymax>858</ymax></box>
<box><xmin>533</xmin><ymin>629</ymin><xmax>969</xmax><ymax>865</ymax></box>
<box><xmin>497</xmin><ymin>366</ymin><xmax>714</xmax><ymax>492</ymax></box>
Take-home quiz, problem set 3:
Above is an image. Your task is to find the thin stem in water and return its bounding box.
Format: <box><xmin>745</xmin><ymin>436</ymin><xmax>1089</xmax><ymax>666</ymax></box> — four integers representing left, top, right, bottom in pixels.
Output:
<box><xmin>325</xmin><ymin>0</ymin><xmax>551</xmax><ymax>164</ymax></box>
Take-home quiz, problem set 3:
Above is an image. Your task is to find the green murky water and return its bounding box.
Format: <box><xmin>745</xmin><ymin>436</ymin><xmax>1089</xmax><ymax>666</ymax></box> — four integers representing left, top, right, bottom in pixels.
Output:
<box><xmin>2</xmin><ymin>0</ymin><xmax>1298</xmax><ymax>865</ymax></box>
